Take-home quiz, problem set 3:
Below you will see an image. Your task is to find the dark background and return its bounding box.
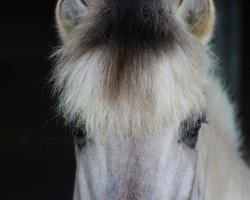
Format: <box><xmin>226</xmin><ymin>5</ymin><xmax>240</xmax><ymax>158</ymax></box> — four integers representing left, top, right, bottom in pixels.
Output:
<box><xmin>0</xmin><ymin>0</ymin><xmax>249</xmax><ymax>199</ymax></box>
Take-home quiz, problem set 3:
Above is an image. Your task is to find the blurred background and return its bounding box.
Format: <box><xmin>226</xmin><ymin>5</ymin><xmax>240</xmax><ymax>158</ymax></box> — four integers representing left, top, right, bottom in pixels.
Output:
<box><xmin>0</xmin><ymin>0</ymin><xmax>249</xmax><ymax>199</ymax></box>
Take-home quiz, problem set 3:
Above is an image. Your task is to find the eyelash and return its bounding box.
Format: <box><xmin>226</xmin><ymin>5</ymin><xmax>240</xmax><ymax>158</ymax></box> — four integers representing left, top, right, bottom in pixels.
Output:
<box><xmin>179</xmin><ymin>116</ymin><xmax>207</xmax><ymax>148</ymax></box>
<box><xmin>182</xmin><ymin>119</ymin><xmax>202</xmax><ymax>139</ymax></box>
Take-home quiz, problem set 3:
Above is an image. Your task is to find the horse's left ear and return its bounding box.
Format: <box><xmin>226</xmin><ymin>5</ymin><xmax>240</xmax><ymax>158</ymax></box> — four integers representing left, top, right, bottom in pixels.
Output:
<box><xmin>56</xmin><ymin>0</ymin><xmax>88</xmax><ymax>42</ymax></box>
<box><xmin>178</xmin><ymin>0</ymin><xmax>216</xmax><ymax>43</ymax></box>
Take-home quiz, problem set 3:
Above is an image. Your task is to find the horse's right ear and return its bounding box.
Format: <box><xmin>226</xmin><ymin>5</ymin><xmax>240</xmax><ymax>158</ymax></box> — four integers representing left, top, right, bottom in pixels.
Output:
<box><xmin>177</xmin><ymin>0</ymin><xmax>216</xmax><ymax>43</ymax></box>
<box><xmin>56</xmin><ymin>0</ymin><xmax>88</xmax><ymax>42</ymax></box>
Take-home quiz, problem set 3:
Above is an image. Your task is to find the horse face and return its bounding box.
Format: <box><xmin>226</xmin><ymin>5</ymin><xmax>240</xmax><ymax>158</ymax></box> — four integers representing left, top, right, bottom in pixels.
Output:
<box><xmin>72</xmin><ymin>113</ymin><xmax>208</xmax><ymax>199</ymax></box>
<box><xmin>53</xmin><ymin>0</ymin><xmax>215</xmax><ymax>199</ymax></box>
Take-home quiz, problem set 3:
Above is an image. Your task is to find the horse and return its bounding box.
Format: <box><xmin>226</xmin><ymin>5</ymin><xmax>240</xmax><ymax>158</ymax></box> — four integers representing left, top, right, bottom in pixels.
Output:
<box><xmin>51</xmin><ymin>0</ymin><xmax>250</xmax><ymax>199</ymax></box>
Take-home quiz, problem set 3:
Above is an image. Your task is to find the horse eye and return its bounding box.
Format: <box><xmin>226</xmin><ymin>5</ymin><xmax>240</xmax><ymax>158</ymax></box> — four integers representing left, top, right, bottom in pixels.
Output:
<box><xmin>179</xmin><ymin>116</ymin><xmax>206</xmax><ymax>148</ymax></box>
<box><xmin>73</xmin><ymin>128</ymin><xmax>87</xmax><ymax>150</ymax></box>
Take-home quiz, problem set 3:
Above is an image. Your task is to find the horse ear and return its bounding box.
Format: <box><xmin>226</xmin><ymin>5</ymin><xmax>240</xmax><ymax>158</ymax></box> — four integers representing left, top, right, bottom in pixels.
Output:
<box><xmin>178</xmin><ymin>0</ymin><xmax>216</xmax><ymax>43</ymax></box>
<box><xmin>56</xmin><ymin>0</ymin><xmax>88</xmax><ymax>41</ymax></box>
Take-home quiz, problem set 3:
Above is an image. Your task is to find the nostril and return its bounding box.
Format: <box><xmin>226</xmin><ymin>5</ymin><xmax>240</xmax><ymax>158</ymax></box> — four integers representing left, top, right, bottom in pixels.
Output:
<box><xmin>179</xmin><ymin>0</ymin><xmax>184</xmax><ymax>7</ymax></box>
<box><xmin>79</xmin><ymin>0</ymin><xmax>88</xmax><ymax>6</ymax></box>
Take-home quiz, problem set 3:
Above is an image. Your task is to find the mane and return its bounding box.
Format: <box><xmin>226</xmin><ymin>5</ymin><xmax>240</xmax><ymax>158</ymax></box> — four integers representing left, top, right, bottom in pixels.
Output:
<box><xmin>52</xmin><ymin>0</ymin><xmax>214</xmax><ymax>139</ymax></box>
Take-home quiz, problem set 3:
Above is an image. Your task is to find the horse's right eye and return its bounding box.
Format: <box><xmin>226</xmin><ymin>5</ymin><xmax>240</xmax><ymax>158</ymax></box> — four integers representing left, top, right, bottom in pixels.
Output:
<box><xmin>73</xmin><ymin>128</ymin><xmax>87</xmax><ymax>150</ymax></box>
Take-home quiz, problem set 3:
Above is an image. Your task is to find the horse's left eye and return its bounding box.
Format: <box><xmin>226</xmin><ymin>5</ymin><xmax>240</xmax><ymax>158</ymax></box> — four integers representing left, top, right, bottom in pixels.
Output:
<box><xmin>179</xmin><ymin>116</ymin><xmax>206</xmax><ymax>148</ymax></box>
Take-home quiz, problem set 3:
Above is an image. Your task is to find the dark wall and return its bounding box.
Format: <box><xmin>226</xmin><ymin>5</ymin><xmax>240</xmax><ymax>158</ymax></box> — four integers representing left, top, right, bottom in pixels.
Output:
<box><xmin>0</xmin><ymin>1</ymin><xmax>75</xmax><ymax>199</ymax></box>
<box><xmin>242</xmin><ymin>0</ymin><xmax>250</xmax><ymax>155</ymax></box>
<box><xmin>214</xmin><ymin>0</ymin><xmax>250</xmax><ymax>158</ymax></box>
<box><xmin>0</xmin><ymin>0</ymin><xmax>249</xmax><ymax>199</ymax></box>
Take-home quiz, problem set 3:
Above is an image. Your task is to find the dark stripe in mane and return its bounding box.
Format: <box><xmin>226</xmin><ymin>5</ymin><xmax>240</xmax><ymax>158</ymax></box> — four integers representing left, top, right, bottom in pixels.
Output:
<box><xmin>77</xmin><ymin>0</ymin><xmax>179</xmax><ymax>53</ymax></box>
<box><xmin>69</xmin><ymin>0</ymin><xmax>183</xmax><ymax>99</ymax></box>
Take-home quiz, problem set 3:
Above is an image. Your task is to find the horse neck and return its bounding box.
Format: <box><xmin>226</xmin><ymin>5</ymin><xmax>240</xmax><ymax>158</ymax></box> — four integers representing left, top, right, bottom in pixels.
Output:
<box><xmin>197</xmin><ymin>77</ymin><xmax>250</xmax><ymax>199</ymax></box>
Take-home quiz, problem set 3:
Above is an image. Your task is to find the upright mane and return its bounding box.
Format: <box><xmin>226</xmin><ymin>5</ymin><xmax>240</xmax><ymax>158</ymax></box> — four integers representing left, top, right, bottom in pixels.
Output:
<box><xmin>52</xmin><ymin>0</ymin><xmax>212</xmax><ymax>139</ymax></box>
